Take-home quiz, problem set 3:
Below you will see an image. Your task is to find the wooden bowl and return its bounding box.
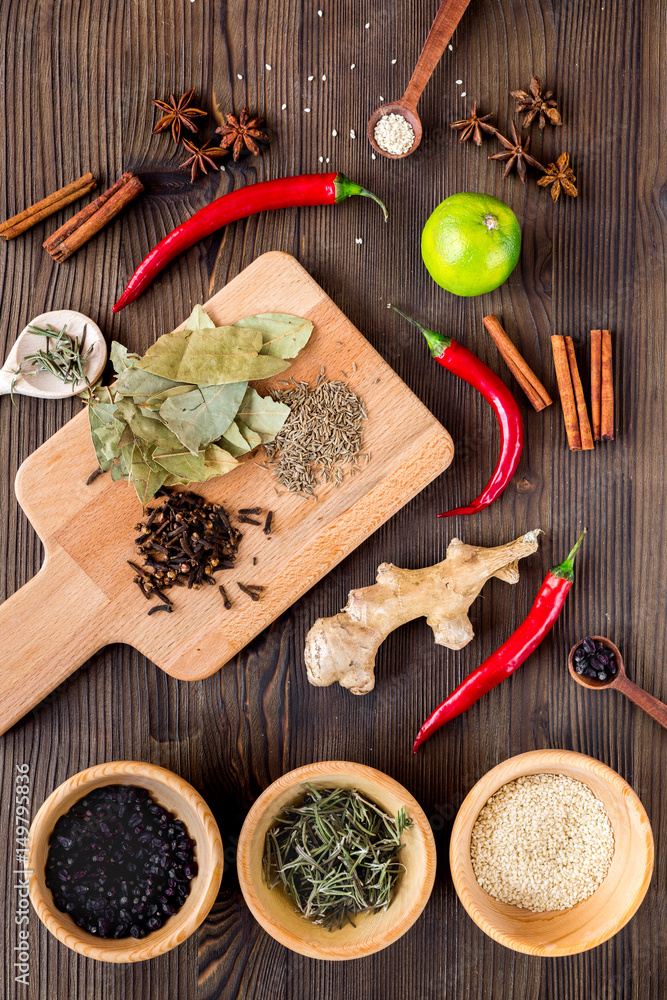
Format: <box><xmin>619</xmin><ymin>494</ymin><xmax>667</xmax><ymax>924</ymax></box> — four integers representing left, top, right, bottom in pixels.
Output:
<box><xmin>450</xmin><ymin>750</ymin><xmax>653</xmax><ymax>956</ymax></box>
<box><xmin>28</xmin><ymin>761</ymin><xmax>223</xmax><ymax>963</ymax></box>
<box><xmin>236</xmin><ymin>761</ymin><xmax>436</xmax><ymax>960</ymax></box>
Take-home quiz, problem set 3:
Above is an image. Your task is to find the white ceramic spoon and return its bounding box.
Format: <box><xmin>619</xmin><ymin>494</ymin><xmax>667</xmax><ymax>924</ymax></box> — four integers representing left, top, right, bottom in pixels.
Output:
<box><xmin>0</xmin><ymin>309</ymin><xmax>107</xmax><ymax>399</ymax></box>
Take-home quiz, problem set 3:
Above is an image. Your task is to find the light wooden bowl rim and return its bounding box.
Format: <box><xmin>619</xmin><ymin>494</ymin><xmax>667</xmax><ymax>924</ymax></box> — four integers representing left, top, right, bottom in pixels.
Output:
<box><xmin>28</xmin><ymin>760</ymin><xmax>223</xmax><ymax>963</ymax></box>
<box><xmin>449</xmin><ymin>749</ymin><xmax>654</xmax><ymax>956</ymax></box>
<box><xmin>236</xmin><ymin>760</ymin><xmax>437</xmax><ymax>960</ymax></box>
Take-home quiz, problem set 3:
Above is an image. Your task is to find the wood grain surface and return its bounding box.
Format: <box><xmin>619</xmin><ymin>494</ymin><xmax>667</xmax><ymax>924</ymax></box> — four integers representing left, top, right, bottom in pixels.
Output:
<box><xmin>0</xmin><ymin>1</ymin><xmax>665</xmax><ymax>998</ymax></box>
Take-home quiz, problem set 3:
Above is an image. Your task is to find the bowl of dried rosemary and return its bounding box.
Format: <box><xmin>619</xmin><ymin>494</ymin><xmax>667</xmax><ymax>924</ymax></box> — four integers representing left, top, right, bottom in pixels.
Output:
<box><xmin>236</xmin><ymin>761</ymin><xmax>436</xmax><ymax>960</ymax></box>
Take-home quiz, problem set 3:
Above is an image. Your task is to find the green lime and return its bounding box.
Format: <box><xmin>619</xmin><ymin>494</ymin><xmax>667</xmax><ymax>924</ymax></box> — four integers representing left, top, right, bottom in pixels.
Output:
<box><xmin>421</xmin><ymin>192</ymin><xmax>521</xmax><ymax>297</ymax></box>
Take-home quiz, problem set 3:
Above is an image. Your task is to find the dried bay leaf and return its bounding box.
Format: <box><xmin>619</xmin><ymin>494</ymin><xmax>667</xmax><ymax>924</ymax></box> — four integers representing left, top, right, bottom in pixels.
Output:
<box><xmin>219</xmin><ymin>419</ymin><xmax>254</xmax><ymax>457</ymax></box>
<box><xmin>110</xmin><ymin>341</ymin><xmax>141</xmax><ymax>375</ymax></box>
<box><xmin>90</xmin><ymin>417</ymin><xmax>126</xmax><ymax>470</ymax></box>
<box><xmin>183</xmin><ymin>304</ymin><xmax>215</xmax><ymax>330</ymax></box>
<box><xmin>234</xmin><ymin>387</ymin><xmax>290</xmax><ymax>440</ymax></box>
<box><xmin>151</xmin><ymin>447</ymin><xmax>207</xmax><ymax>482</ymax></box>
<box><xmin>115</xmin><ymin>397</ymin><xmax>188</xmax><ymax>454</ymax></box>
<box><xmin>87</xmin><ymin>386</ymin><xmax>124</xmax><ymax>471</ymax></box>
<box><xmin>238</xmin><ymin>423</ymin><xmax>263</xmax><ymax>450</ymax></box>
<box><xmin>114</xmin><ymin>365</ymin><xmax>185</xmax><ymax>403</ymax></box>
<box><xmin>159</xmin><ymin>380</ymin><xmax>248</xmax><ymax>455</ymax></box>
<box><xmin>122</xmin><ymin>441</ymin><xmax>168</xmax><ymax>505</ymax></box>
<box><xmin>234</xmin><ymin>313</ymin><xmax>314</xmax><ymax>359</ymax></box>
<box><xmin>135</xmin><ymin>308</ymin><xmax>289</xmax><ymax>385</ymax></box>
<box><xmin>142</xmin><ymin>384</ymin><xmax>194</xmax><ymax>408</ymax></box>
<box><xmin>110</xmin><ymin>452</ymin><xmax>129</xmax><ymax>482</ymax></box>
<box><xmin>87</xmin><ymin>305</ymin><xmax>313</xmax><ymax>493</ymax></box>
<box><xmin>203</xmin><ymin>443</ymin><xmax>239</xmax><ymax>479</ymax></box>
<box><xmin>162</xmin><ymin>472</ymin><xmax>193</xmax><ymax>487</ymax></box>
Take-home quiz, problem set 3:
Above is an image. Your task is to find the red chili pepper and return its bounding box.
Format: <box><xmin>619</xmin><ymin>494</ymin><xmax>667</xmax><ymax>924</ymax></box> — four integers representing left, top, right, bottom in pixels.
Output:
<box><xmin>112</xmin><ymin>172</ymin><xmax>388</xmax><ymax>312</ymax></box>
<box><xmin>413</xmin><ymin>528</ymin><xmax>587</xmax><ymax>752</ymax></box>
<box><xmin>393</xmin><ymin>309</ymin><xmax>524</xmax><ymax>517</ymax></box>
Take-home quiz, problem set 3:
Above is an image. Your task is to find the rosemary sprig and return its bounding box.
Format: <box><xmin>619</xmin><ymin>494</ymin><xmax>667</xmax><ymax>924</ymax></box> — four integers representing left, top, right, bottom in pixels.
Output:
<box><xmin>10</xmin><ymin>322</ymin><xmax>93</xmax><ymax>403</ymax></box>
<box><xmin>263</xmin><ymin>784</ymin><xmax>412</xmax><ymax>931</ymax></box>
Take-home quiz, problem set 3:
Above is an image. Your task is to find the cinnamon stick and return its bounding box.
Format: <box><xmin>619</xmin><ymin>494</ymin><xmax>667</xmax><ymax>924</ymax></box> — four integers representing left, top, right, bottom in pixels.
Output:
<box><xmin>601</xmin><ymin>329</ymin><xmax>614</xmax><ymax>440</ymax></box>
<box><xmin>0</xmin><ymin>173</ymin><xmax>96</xmax><ymax>240</ymax></box>
<box><xmin>551</xmin><ymin>335</ymin><xmax>582</xmax><ymax>450</ymax></box>
<box><xmin>482</xmin><ymin>314</ymin><xmax>552</xmax><ymax>411</ymax></box>
<box><xmin>564</xmin><ymin>336</ymin><xmax>594</xmax><ymax>450</ymax></box>
<box><xmin>590</xmin><ymin>329</ymin><xmax>602</xmax><ymax>440</ymax></box>
<box><xmin>43</xmin><ymin>172</ymin><xmax>144</xmax><ymax>262</ymax></box>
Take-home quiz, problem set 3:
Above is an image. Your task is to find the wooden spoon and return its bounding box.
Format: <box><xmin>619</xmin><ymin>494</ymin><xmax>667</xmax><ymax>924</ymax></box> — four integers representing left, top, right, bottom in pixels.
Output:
<box><xmin>568</xmin><ymin>636</ymin><xmax>667</xmax><ymax>731</ymax></box>
<box><xmin>367</xmin><ymin>0</ymin><xmax>473</xmax><ymax>159</ymax></box>
<box><xmin>0</xmin><ymin>309</ymin><xmax>106</xmax><ymax>399</ymax></box>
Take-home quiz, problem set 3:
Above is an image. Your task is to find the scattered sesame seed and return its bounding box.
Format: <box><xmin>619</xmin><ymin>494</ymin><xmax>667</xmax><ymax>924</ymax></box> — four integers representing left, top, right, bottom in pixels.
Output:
<box><xmin>448</xmin><ymin>43</ymin><xmax>453</xmax><ymax>51</ymax></box>
<box><xmin>319</xmin><ymin>156</ymin><xmax>324</xmax><ymax>163</ymax></box>
<box><xmin>350</xmin><ymin>129</ymin><xmax>356</xmax><ymax>138</ymax></box>
<box><xmin>332</xmin><ymin>129</ymin><xmax>337</xmax><ymax>136</ymax></box>
<box><xmin>350</xmin><ymin>63</ymin><xmax>355</xmax><ymax>69</ymax></box>
<box><xmin>456</xmin><ymin>79</ymin><xmax>463</xmax><ymax>84</ymax></box>
<box><xmin>304</xmin><ymin>107</ymin><xmax>311</xmax><ymax>113</ymax></box>
<box><xmin>391</xmin><ymin>58</ymin><xmax>397</xmax><ymax>64</ymax></box>
<box><xmin>355</xmin><ymin>237</ymin><xmax>363</xmax><ymax>244</ymax></box>
<box><xmin>380</xmin><ymin>96</ymin><xmax>384</xmax><ymax>102</ymax></box>
<box><xmin>281</xmin><ymin>103</ymin><xmax>287</xmax><ymax>110</ymax></box>
<box><xmin>317</xmin><ymin>8</ymin><xmax>322</xmax><ymax>15</ymax></box>
<box><xmin>461</xmin><ymin>92</ymin><xmax>466</xmax><ymax>97</ymax></box>
<box><xmin>365</xmin><ymin>22</ymin><xmax>370</xmax><ymax>28</ymax></box>
<box><xmin>266</xmin><ymin>64</ymin><xmax>272</xmax><ymax>70</ymax></box>
<box><xmin>325</xmin><ymin>157</ymin><xmax>330</xmax><ymax>163</ymax></box>
<box><xmin>237</xmin><ymin>74</ymin><xmax>243</xmax><ymax>80</ymax></box>
<box><xmin>322</xmin><ymin>74</ymin><xmax>327</xmax><ymax>81</ymax></box>
<box><xmin>371</xmin><ymin>153</ymin><xmax>376</xmax><ymax>159</ymax></box>
<box><xmin>308</xmin><ymin>75</ymin><xmax>314</xmax><ymax>81</ymax></box>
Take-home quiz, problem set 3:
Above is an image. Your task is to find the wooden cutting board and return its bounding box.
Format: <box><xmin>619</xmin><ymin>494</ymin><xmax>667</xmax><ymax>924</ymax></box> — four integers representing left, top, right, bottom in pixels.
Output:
<box><xmin>0</xmin><ymin>252</ymin><xmax>454</xmax><ymax>736</ymax></box>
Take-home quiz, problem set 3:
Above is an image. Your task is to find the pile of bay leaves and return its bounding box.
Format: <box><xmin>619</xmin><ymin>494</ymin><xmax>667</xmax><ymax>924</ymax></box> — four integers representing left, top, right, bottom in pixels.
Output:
<box><xmin>86</xmin><ymin>305</ymin><xmax>313</xmax><ymax>504</ymax></box>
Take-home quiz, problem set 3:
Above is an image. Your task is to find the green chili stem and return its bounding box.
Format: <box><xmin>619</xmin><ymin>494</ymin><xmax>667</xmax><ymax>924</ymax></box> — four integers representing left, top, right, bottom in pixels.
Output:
<box><xmin>391</xmin><ymin>305</ymin><xmax>453</xmax><ymax>356</ymax></box>
<box><xmin>550</xmin><ymin>528</ymin><xmax>587</xmax><ymax>582</ymax></box>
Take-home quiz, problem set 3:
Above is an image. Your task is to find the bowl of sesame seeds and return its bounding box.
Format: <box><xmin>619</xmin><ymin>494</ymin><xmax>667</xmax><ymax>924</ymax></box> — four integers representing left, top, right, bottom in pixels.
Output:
<box><xmin>449</xmin><ymin>750</ymin><xmax>654</xmax><ymax>956</ymax></box>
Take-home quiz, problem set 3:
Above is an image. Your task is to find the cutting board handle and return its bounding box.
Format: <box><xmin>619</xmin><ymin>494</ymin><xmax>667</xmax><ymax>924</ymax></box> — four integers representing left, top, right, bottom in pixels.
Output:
<box><xmin>0</xmin><ymin>550</ymin><xmax>106</xmax><ymax>736</ymax></box>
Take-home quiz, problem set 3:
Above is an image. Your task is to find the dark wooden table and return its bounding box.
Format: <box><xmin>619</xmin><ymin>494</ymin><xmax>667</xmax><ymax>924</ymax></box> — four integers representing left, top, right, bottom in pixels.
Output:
<box><xmin>1</xmin><ymin>1</ymin><xmax>665</xmax><ymax>997</ymax></box>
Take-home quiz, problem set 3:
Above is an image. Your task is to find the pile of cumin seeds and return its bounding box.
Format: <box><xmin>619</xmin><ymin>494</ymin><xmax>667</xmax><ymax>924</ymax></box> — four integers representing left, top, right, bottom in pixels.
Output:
<box><xmin>261</xmin><ymin>373</ymin><xmax>368</xmax><ymax>497</ymax></box>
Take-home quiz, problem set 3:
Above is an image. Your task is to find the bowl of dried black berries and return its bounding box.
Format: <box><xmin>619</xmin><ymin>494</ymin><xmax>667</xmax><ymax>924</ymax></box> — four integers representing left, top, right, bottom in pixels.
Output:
<box><xmin>27</xmin><ymin>761</ymin><xmax>223</xmax><ymax>962</ymax></box>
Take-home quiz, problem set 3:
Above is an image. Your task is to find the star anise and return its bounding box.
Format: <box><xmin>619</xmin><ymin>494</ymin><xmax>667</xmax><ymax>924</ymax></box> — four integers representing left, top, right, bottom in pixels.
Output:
<box><xmin>216</xmin><ymin>109</ymin><xmax>268</xmax><ymax>161</ymax></box>
<box><xmin>449</xmin><ymin>101</ymin><xmax>497</xmax><ymax>146</ymax></box>
<box><xmin>510</xmin><ymin>76</ymin><xmax>562</xmax><ymax>129</ymax></box>
<box><xmin>180</xmin><ymin>138</ymin><xmax>226</xmax><ymax>182</ymax></box>
<box><xmin>152</xmin><ymin>88</ymin><xmax>207</xmax><ymax>145</ymax></box>
<box><xmin>536</xmin><ymin>152</ymin><xmax>577</xmax><ymax>202</ymax></box>
<box><xmin>488</xmin><ymin>121</ymin><xmax>545</xmax><ymax>183</ymax></box>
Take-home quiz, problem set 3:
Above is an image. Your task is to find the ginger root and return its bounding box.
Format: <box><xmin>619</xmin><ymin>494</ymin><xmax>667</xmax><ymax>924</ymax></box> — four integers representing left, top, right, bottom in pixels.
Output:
<box><xmin>304</xmin><ymin>530</ymin><xmax>542</xmax><ymax>695</ymax></box>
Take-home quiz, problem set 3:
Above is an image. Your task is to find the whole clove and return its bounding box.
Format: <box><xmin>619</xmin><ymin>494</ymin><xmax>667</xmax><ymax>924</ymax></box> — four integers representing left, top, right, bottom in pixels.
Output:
<box><xmin>131</xmin><ymin>486</ymin><xmax>244</xmax><ymax>614</ymax></box>
<box><xmin>263</xmin><ymin>511</ymin><xmax>273</xmax><ymax>535</ymax></box>
<box><xmin>86</xmin><ymin>466</ymin><xmax>104</xmax><ymax>485</ymax></box>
